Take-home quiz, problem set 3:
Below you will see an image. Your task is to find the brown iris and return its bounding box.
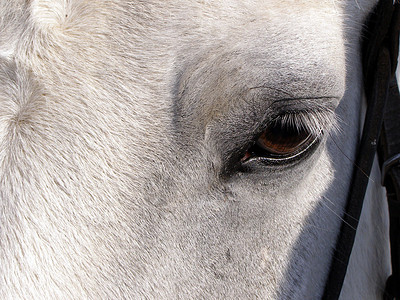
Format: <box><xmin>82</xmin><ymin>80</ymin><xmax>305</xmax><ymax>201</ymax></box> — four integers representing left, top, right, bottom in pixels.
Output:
<box><xmin>242</xmin><ymin>122</ymin><xmax>315</xmax><ymax>161</ymax></box>
<box><xmin>257</xmin><ymin>123</ymin><xmax>312</xmax><ymax>155</ymax></box>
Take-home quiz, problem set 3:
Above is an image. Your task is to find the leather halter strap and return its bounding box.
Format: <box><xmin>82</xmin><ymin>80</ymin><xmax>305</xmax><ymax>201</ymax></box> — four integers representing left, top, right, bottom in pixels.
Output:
<box><xmin>323</xmin><ymin>1</ymin><xmax>400</xmax><ymax>299</ymax></box>
<box><xmin>381</xmin><ymin>78</ymin><xmax>400</xmax><ymax>300</ymax></box>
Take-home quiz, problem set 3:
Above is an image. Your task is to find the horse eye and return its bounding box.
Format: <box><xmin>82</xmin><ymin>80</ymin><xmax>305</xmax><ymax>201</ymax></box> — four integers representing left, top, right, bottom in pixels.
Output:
<box><xmin>241</xmin><ymin>122</ymin><xmax>316</xmax><ymax>162</ymax></box>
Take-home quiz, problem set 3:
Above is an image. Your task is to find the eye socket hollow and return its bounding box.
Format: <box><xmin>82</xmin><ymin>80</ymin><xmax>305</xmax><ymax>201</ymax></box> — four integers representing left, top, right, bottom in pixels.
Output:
<box><xmin>241</xmin><ymin>122</ymin><xmax>317</xmax><ymax>162</ymax></box>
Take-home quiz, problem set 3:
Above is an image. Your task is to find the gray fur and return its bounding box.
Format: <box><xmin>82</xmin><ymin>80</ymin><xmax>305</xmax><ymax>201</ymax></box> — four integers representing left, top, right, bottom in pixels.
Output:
<box><xmin>0</xmin><ymin>0</ymin><xmax>391</xmax><ymax>299</ymax></box>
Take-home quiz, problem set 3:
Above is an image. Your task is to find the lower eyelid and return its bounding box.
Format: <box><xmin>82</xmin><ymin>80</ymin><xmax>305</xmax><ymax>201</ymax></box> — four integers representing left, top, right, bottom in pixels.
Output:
<box><xmin>242</xmin><ymin>133</ymin><xmax>321</xmax><ymax>165</ymax></box>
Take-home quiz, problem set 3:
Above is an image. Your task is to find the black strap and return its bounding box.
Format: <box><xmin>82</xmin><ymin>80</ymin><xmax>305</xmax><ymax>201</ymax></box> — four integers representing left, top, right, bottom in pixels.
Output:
<box><xmin>380</xmin><ymin>79</ymin><xmax>400</xmax><ymax>300</ymax></box>
<box><xmin>322</xmin><ymin>1</ymin><xmax>399</xmax><ymax>299</ymax></box>
<box><xmin>322</xmin><ymin>42</ymin><xmax>392</xmax><ymax>300</ymax></box>
<box><xmin>379</xmin><ymin>4</ymin><xmax>400</xmax><ymax>299</ymax></box>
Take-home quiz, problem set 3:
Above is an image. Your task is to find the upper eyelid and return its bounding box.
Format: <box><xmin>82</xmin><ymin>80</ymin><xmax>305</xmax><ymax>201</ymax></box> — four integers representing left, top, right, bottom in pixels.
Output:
<box><xmin>265</xmin><ymin>111</ymin><xmax>335</xmax><ymax>137</ymax></box>
<box><xmin>237</xmin><ymin>86</ymin><xmax>339</xmax><ymax>134</ymax></box>
<box><xmin>256</xmin><ymin>98</ymin><xmax>338</xmax><ymax>137</ymax></box>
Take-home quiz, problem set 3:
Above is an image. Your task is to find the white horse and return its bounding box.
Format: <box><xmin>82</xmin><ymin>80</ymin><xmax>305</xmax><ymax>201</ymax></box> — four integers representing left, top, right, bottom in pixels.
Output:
<box><xmin>0</xmin><ymin>0</ymin><xmax>395</xmax><ymax>299</ymax></box>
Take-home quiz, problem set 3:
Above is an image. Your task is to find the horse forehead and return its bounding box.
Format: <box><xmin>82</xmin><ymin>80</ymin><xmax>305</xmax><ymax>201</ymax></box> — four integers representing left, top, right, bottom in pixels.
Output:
<box><xmin>0</xmin><ymin>1</ymin><xmax>371</xmax><ymax>153</ymax></box>
<box><xmin>1</xmin><ymin>0</ymin><xmax>377</xmax><ymax>64</ymax></box>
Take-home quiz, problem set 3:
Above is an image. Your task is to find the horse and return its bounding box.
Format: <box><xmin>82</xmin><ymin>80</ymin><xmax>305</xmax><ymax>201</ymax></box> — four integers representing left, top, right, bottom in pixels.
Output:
<box><xmin>0</xmin><ymin>0</ymin><xmax>396</xmax><ymax>298</ymax></box>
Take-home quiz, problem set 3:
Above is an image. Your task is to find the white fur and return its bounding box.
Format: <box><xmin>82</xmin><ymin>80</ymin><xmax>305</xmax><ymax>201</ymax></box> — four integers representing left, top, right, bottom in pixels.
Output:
<box><xmin>0</xmin><ymin>0</ymin><xmax>392</xmax><ymax>299</ymax></box>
